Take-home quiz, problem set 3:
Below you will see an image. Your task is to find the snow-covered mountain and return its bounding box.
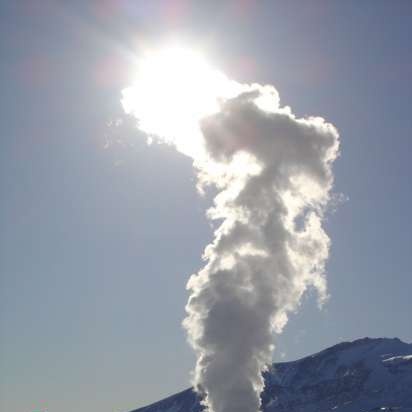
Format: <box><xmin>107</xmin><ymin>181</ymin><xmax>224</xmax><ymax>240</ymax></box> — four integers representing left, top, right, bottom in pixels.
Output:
<box><xmin>130</xmin><ymin>337</ymin><xmax>412</xmax><ymax>412</ymax></box>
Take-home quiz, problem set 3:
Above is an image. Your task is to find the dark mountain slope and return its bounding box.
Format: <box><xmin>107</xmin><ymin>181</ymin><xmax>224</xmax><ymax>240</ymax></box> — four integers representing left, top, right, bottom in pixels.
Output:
<box><xmin>130</xmin><ymin>337</ymin><xmax>412</xmax><ymax>412</ymax></box>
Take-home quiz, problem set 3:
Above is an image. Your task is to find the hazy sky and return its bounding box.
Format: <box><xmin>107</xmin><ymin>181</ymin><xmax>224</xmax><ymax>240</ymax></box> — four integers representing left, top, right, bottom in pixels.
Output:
<box><xmin>1</xmin><ymin>2</ymin><xmax>411</xmax><ymax>412</ymax></box>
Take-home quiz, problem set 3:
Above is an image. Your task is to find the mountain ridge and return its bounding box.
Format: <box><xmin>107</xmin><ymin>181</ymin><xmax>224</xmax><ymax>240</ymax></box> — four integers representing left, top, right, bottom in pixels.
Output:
<box><xmin>129</xmin><ymin>337</ymin><xmax>412</xmax><ymax>412</ymax></box>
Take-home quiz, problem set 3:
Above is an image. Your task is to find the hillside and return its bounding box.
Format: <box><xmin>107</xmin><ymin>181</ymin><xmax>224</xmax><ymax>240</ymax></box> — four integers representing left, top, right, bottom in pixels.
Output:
<box><xmin>129</xmin><ymin>337</ymin><xmax>412</xmax><ymax>412</ymax></box>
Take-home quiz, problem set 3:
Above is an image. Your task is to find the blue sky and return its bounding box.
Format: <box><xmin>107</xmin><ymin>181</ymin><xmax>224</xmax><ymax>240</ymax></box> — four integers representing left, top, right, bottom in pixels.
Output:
<box><xmin>1</xmin><ymin>2</ymin><xmax>411</xmax><ymax>412</ymax></box>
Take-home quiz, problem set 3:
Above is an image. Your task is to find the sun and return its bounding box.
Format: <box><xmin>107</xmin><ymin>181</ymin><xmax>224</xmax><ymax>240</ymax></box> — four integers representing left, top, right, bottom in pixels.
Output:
<box><xmin>121</xmin><ymin>46</ymin><xmax>240</xmax><ymax>158</ymax></box>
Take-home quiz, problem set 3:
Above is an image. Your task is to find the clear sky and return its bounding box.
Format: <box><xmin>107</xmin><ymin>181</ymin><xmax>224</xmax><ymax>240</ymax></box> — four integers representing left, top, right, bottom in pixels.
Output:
<box><xmin>1</xmin><ymin>2</ymin><xmax>411</xmax><ymax>412</ymax></box>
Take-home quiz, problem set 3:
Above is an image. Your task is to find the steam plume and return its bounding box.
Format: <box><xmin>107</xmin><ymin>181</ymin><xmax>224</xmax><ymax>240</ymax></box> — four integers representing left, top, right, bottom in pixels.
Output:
<box><xmin>122</xmin><ymin>57</ymin><xmax>339</xmax><ymax>412</ymax></box>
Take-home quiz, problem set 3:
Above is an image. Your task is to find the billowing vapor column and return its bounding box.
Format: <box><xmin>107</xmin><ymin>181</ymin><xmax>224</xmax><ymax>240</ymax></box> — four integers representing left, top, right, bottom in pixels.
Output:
<box><xmin>121</xmin><ymin>53</ymin><xmax>339</xmax><ymax>412</ymax></box>
<box><xmin>184</xmin><ymin>88</ymin><xmax>338</xmax><ymax>412</ymax></box>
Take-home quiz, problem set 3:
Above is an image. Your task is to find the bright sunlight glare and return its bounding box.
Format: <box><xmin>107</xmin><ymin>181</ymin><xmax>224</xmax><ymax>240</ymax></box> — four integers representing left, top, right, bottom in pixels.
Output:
<box><xmin>121</xmin><ymin>46</ymin><xmax>242</xmax><ymax>158</ymax></box>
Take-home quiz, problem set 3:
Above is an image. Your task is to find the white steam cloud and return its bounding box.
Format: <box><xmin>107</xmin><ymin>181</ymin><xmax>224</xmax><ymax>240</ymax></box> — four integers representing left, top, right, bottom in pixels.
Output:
<box><xmin>122</xmin><ymin>51</ymin><xmax>339</xmax><ymax>412</ymax></box>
